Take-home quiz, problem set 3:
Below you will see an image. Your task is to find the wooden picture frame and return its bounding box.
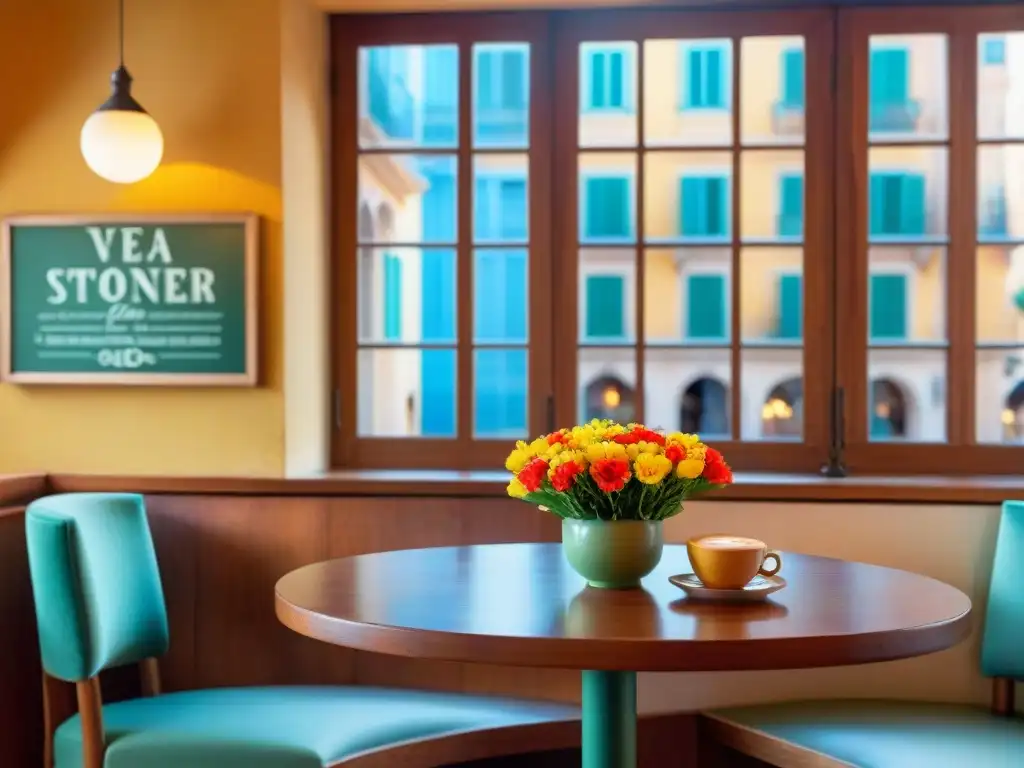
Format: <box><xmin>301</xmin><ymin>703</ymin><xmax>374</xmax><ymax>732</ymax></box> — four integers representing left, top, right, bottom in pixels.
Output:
<box><xmin>0</xmin><ymin>213</ymin><xmax>260</xmax><ymax>387</ymax></box>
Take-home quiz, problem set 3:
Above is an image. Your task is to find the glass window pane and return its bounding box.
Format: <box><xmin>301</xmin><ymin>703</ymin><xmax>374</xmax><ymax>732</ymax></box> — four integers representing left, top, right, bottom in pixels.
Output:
<box><xmin>359</xmin><ymin>155</ymin><xmax>457</xmax><ymax>244</ymax></box>
<box><xmin>579</xmin><ymin>249</ymin><xmax>635</xmax><ymax>343</ymax></box>
<box><xmin>643</xmin><ymin>151</ymin><xmax>732</xmax><ymax>244</ymax></box>
<box><xmin>740</xmin><ymin>247</ymin><xmax>803</xmax><ymax>343</ymax></box>
<box><xmin>358</xmin><ymin>247</ymin><xmax>456</xmax><ymax>344</ymax></box>
<box><xmin>359</xmin><ymin>45</ymin><xmax>458</xmax><ymax>148</ymax></box>
<box><xmin>868</xmin><ymin>35</ymin><xmax>947</xmax><ymax>142</ymax></box>
<box><xmin>740</xmin><ymin>149</ymin><xmax>804</xmax><ymax>242</ymax></box>
<box><xmin>867</xmin><ymin>348</ymin><xmax>946</xmax><ymax>443</ymax></box>
<box><xmin>358</xmin><ymin>348</ymin><xmax>456</xmax><ymax>437</ymax></box>
<box><xmin>867</xmin><ymin>147</ymin><xmax>947</xmax><ymax>242</ymax></box>
<box><xmin>474</xmin><ymin>349</ymin><xmax>528</xmax><ymax>438</ymax></box>
<box><xmin>978</xmin><ymin>33</ymin><xmax>1024</xmax><ymax>140</ymax></box>
<box><xmin>741</xmin><ymin>36</ymin><xmax>805</xmax><ymax>146</ymax></box>
<box><xmin>644</xmin><ymin>248</ymin><xmax>731</xmax><ymax>345</ymax></box>
<box><xmin>743</xmin><ymin>348</ymin><xmax>802</xmax><ymax>441</ymax></box>
<box><xmin>579</xmin><ymin>348</ymin><xmax>637</xmax><ymax>423</ymax></box>
<box><xmin>473</xmin><ymin>154</ymin><xmax>528</xmax><ymax>243</ymax></box>
<box><xmin>579</xmin><ymin>153</ymin><xmax>637</xmax><ymax>244</ymax></box>
<box><xmin>473</xmin><ymin>43</ymin><xmax>530</xmax><ymax>148</ymax></box>
<box><xmin>579</xmin><ymin>42</ymin><xmax>638</xmax><ymax>148</ymax></box>
<box><xmin>474</xmin><ymin>249</ymin><xmax>528</xmax><ymax>344</ymax></box>
<box><xmin>867</xmin><ymin>247</ymin><xmax>945</xmax><ymax>344</ymax></box>
<box><xmin>978</xmin><ymin>146</ymin><xmax>1019</xmax><ymax>241</ymax></box>
<box><xmin>644</xmin><ymin>38</ymin><xmax>733</xmax><ymax>146</ymax></box>
<box><xmin>645</xmin><ymin>347</ymin><xmax>731</xmax><ymax>439</ymax></box>
<box><xmin>976</xmin><ymin>348</ymin><xmax>1024</xmax><ymax>443</ymax></box>
<box><xmin>977</xmin><ymin>245</ymin><xmax>1024</xmax><ymax>344</ymax></box>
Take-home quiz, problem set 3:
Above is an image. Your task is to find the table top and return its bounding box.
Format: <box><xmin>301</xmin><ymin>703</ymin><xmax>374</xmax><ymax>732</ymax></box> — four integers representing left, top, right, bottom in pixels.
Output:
<box><xmin>275</xmin><ymin>544</ymin><xmax>972</xmax><ymax>672</ymax></box>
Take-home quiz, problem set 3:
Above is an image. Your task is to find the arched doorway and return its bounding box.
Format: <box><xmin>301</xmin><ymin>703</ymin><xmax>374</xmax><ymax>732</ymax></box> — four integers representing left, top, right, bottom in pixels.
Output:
<box><xmin>1002</xmin><ymin>381</ymin><xmax>1024</xmax><ymax>442</ymax></box>
<box><xmin>583</xmin><ymin>376</ymin><xmax>635</xmax><ymax>423</ymax></box>
<box><xmin>869</xmin><ymin>378</ymin><xmax>908</xmax><ymax>439</ymax></box>
<box><xmin>680</xmin><ymin>377</ymin><xmax>729</xmax><ymax>438</ymax></box>
<box><xmin>762</xmin><ymin>377</ymin><xmax>802</xmax><ymax>439</ymax></box>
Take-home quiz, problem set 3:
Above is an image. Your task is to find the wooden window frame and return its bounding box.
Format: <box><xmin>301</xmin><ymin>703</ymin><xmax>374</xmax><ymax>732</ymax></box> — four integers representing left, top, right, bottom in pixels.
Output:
<box><xmin>331</xmin><ymin>13</ymin><xmax>553</xmax><ymax>471</ymax></box>
<box><xmin>331</xmin><ymin>5</ymin><xmax>1024</xmax><ymax>477</ymax></box>
<box><xmin>837</xmin><ymin>5</ymin><xmax>1024</xmax><ymax>475</ymax></box>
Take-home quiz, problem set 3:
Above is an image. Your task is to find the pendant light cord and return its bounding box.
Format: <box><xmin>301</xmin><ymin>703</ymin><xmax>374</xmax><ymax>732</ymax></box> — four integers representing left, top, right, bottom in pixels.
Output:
<box><xmin>118</xmin><ymin>0</ymin><xmax>124</xmax><ymax>68</ymax></box>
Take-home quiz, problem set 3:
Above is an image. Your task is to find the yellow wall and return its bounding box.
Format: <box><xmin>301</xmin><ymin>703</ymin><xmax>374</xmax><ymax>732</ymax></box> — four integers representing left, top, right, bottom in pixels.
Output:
<box><xmin>0</xmin><ymin>0</ymin><xmax>284</xmax><ymax>475</ymax></box>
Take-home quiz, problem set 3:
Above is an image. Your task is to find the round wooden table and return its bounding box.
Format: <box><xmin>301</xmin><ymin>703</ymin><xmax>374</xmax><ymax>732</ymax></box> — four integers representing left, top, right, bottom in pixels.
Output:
<box><xmin>275</xmin><ymin>544</ymin><xmax>971</xmax><ymax>768</ymax></box>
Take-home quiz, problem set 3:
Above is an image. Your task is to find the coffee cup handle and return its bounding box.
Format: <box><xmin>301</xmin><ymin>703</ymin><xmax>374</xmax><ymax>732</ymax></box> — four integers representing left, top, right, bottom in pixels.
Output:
<box><xmin>759</xmin><ymin>551</ymin><xmax>782</xmax><ymax>577</ymax></box>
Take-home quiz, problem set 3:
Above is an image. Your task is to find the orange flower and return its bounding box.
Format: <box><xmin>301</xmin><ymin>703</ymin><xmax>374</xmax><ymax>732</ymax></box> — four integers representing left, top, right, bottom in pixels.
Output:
<box><xmin>547</xmin><ymin>431</ymin><xmax>569</xmax><ymax>446</ymax></box>
<box><xmin>517</xmin><ymin>458</ymin><xmax>549</xmax><ymax>492</ymax></box>
<box><xmin>551</xmin><ymin>460</ymin><xmax>585</xmax><ymax>492</ymax></box>
<box><xmin>701</xmin><ymin>448</ymin><xmax>733</xmax><ymax>485</ymax></box>
<box><xmin>589</xmin><ymin>458</ymin><xmax>632</xmax><ymax>493</ymax></box>
<box><xmin>664</xmin><ymin>444</ymin><xmax>685</xmax><ymax>464</ymax></box>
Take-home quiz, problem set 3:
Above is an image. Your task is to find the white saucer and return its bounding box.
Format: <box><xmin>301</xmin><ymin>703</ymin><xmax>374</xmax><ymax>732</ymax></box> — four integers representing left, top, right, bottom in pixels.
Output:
<box><xmin>668</xmin><ymin>573</ymin><xmax>787</xmax><ymax>602</ymax></box>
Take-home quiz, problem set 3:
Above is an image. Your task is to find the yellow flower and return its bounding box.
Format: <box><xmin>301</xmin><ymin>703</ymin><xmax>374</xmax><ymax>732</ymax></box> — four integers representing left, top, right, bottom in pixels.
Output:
<box><xmin>507</xmin><ymin>478</ymin><xmax>529</xmax><ymax>498</ymax></box>
<box><xmin>549</xmin><ymin>449</ymin><xmax>587</xmax><ymax>473</ymax></box>
<box><xmin>686</xmin><ymin>442</ymin><xmax>708</xmax><ymax>462</ymax></box>
<box><xmin>634</xmin><ymin>453</ymin><xmax>672</xmax><ymax>485</ymax></box>
<box><xmin>676</xmin><ymin>457</ymin><xmax>705</xmax><ymax>480</ymax></box>
<box><xmin>528</xmin><ymin>437</ymin><xmax>548</xmax><ymax>456</ymax></box>
<box><xmin>505</xmin><ymin>447</ymin><xmax>532</xmax><ymax>473</ymax></box>
<box><xmin>585</xmin><ymin>441</ymin><xmax>628</xmax><ymax>463</ymax></box>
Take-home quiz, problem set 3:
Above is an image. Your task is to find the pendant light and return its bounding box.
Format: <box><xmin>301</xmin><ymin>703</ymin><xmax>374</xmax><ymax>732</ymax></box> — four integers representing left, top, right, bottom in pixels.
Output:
<box><xmin>80</xmin><ymin>0</ymin><xmax>163</xmax><ymax>184</ymax></box>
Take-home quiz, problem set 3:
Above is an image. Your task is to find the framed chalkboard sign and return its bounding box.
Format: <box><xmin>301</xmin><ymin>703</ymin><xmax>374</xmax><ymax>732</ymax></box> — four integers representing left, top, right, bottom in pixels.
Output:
<box><xmin>1</xmin><ymin>214</ymin><xmax>259</xmax><ymax>386</ymax></box>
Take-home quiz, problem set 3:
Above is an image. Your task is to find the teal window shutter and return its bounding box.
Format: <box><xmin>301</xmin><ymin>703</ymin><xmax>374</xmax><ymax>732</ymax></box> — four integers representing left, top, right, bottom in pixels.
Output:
<box><xmin>776</xmin><ymin>274</ymin><xmax>802</xmax><ymax>340</ymax></box>
<box><xmin>984</xmin><ymin>38</ymin><xmax>1006</xmax><ymax>66</ymax></box>
<box><xmin>778</xmin><ymin>174</ymin><xmax>804</xmax><ymax>237</ymax></box>
<box><xmin>475</xmin><ymin>177</ymin><xmax>492</xmax><ymax>240</ymax></box>
<box><xmin>500</xmin><ymin>50</ymin><xmax>526</xmax><ymax>108</ymax></box>
<box><xmin>588</xmin><ymin>51</ymin><xmax>606</xmax><ymax>108</ymax></box>
<box><xmin>780</xmin><ymin>48</ymin><xmax>805</xmax><ymax>108</ymax></box>
<box><xmin>609</xmin><ymin>51</ymin><xmax>624</xmax><ymax>108</ymax></box>
<box><xmin>682</xmin><ymin>44</ymin><xmax>727</xmax><ymax>109</ymax></box>
<box><xmin>900</xmin><ymin>174</ymin><xmax>926</xmax><ymax>236</ymax></box>
<box><xmin>499</xmin><ymin>178</ymin><xmax>527</xmax><ymax>240</ymax></box>
<box><xmin>686</xmin><ymin>274</ymin><xmax>726</xmax><ymax>340</ymax></box>
<box><xmin>383</xmin><ymin>253</ymin><xmax>402</xmax><ymax>340</ymax></box>
<box><xmin>870</xmin><ymin>48</ymin><xmax>909</xmax><ymax>106</ymax></box>
<box><xmin>869</xmin><ymin>273</ymin><xmax>908</xmax><ymax>340</ymax></box>
<box><xmin>585</xmin><ymin>177</ymin><xmax>630</xmax><ymax>239</ymax></box>
<box><xmin>680</xmin><ymin>175</ymin><xmax>728</xmax><ymax>237</ymax></box>
<box><xmin>585</xmin><ymin>275</ymin><xmax>625</xmax><ymax>338</ymax></box>
<box><xmin>505</xmin><ymin>250</ymin><xmax>527</xmax><ymax>341</ymax></box>
<box><xmin>478</xmin><ymin>51</ymin><xmax>495</xmax><ymax>109</ymax></box>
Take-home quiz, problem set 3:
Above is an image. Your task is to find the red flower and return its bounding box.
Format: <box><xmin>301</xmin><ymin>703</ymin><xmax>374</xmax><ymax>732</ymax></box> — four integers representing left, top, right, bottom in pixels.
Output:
<box><xmin>637</xmin><ymin>428</ymin><xmax>666</xmax><ymax>446</ymax></box>
<box><xmin>547</xmin><ymin>432</ymin><xmax>568</xmax><ymax>446</ymax></box>
<box><xmin>701</xmin><ymin>448</ymin><xmax>733</xmax><ymax>485</ymax></box>
<box><xmin>589</xmin><ymin>458</ymin><xmax>632</xmax><ymax>493</ymax></box>
<box><xmin>665</xmin><ymin>444</ymin><xmax>685</xmax><ymax>463</ymax></box>
<box><xmin>551</xmin><ymin>460</ymin><xmax>584</xmax><ymax>492</ymax></box>
<box><xmin>517</xmin><ymin>458</ymin><xmax>549</xmax><ymax>493</ymax></box>
<box><xmin>613</xmin><ymin>431</ymin><xmax>641</xmax><ymax>445</ymax></box>
<box><xmin>614</xmin><ymin>427</ymin><xmax>666</xmax><ymax>447</ymax></box>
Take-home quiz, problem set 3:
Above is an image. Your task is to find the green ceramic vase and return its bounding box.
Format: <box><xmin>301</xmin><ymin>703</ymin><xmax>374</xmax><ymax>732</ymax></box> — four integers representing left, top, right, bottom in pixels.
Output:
<box><xmin>562</xmin><ymin>519</ymin><xmax>664</xmax><ymax>589</ymax></box>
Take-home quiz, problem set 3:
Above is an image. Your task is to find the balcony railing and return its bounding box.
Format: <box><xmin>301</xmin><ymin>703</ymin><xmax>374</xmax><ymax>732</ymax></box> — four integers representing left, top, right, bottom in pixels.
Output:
<box><xmin>367</xmin><ymin>62</ymin><xmax>415</xmax><ymax>142</ymax></box>
<box><xmin>475</xmin><ymin>107</ymin><xmax>528</xmax><ymax>145</ymax></box>
<box><xmin>771</xmin><ymin>101</ymin><xmax>804</xmax><ymax>137</ymax></box>
<box><xmin>869</xmin><ymin>100</ymin><xmax>922</xmax><ymax>134</ymax></box>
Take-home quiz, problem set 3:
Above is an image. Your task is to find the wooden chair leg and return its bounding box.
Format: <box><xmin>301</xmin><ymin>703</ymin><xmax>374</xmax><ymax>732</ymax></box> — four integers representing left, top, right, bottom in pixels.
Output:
<box><xmin>140</xmin><ymin>657</ymin><xmax>162</xmax><ymax>697</ymax></box>
<box><xmin>992</xmin><ymin>677</ymin><xmax>1015</xmax><ymax>716</ymax></box>
<box><xmin>42</xmin><ymin>673</ymin><xmax>78</xmax><ymax>768</ymax></box>
<box><xmin>76</xmin><ymin>677</ymin><xmax>105</xmax><ymax>768</ymax></box>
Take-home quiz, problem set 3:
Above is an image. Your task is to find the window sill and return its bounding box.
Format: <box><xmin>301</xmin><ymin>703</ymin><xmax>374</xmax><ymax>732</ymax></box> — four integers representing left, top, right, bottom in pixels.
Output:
<box><xmin>44</xmin><ymin>470</ymin><xmax>1024</xmax><ymax>504</ymax></box>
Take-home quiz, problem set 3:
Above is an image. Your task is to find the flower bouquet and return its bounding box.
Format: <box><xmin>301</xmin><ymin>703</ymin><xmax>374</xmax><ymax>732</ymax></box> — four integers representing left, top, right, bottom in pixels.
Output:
<box><xmin>505</xmin><ymin>419</ymin><xmax>733</xmax><ymax>588</ymax></box>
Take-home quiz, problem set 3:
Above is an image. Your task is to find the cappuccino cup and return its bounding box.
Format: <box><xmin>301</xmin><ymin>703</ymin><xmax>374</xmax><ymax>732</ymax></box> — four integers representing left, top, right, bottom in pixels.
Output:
<box><xmin>686</xmin><ymin>534</ymin><xmax>782</xmax><ymax>590</ymax></box>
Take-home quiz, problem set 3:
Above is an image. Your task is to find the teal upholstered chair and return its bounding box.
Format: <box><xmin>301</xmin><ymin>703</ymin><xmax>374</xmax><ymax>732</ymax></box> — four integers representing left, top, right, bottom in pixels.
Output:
<box><xmin>26</xmin><ymin>493</ymin><xmax>578</xmax><ymax>768</ymax></box>
<box><xmin>702</xmin><ymin>499</ymin><xmax>1024</xmax><ymax>768</ymax></box>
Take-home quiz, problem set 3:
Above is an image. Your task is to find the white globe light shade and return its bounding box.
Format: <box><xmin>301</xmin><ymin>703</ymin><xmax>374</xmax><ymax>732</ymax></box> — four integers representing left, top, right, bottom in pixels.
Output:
<box><xmin>80</xmin><ymin>109</ymin><xmax>164</xmax><ymax>184</ymax></box>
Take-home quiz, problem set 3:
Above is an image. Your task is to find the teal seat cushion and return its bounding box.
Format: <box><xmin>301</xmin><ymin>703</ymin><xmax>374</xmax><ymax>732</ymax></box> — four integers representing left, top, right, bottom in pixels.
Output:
<box><xmin>707</xmin><ymin>699</ymin><xmax>1024</xmax><ymax>768</ymax></box>
<box><xmin>55</xmin><ymin>686</ymin><xmax>578</xmax><ymax>768</ymax></box>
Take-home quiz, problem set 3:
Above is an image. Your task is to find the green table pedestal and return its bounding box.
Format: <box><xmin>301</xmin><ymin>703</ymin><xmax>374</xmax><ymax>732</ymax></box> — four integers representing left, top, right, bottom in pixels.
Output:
<box><xmin>582</xmin><ymin>670</ymin><xmax>637</xmax><ymax>768</ymax></box>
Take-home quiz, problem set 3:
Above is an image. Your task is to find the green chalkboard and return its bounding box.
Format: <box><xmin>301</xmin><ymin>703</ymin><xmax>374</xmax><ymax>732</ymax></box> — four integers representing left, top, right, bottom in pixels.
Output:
<box><xmin>1</xmin><ymin>214</ymin><xmax>259</xmax><ymax>385</ymax></box>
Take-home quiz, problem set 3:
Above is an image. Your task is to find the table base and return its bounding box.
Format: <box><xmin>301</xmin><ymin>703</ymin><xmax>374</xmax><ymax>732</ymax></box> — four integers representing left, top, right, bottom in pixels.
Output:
<box><xmin>582</xmin><ymin>670</ymin><xmax>637</xmax><ymax>768</ymax></box>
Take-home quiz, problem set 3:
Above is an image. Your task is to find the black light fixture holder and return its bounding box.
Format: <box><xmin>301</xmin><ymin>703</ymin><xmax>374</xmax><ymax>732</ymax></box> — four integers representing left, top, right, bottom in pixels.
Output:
<box><xmin>97</xmin><ymin>65</ymin><xmax>147</xmax><ymax>114</ymax></box>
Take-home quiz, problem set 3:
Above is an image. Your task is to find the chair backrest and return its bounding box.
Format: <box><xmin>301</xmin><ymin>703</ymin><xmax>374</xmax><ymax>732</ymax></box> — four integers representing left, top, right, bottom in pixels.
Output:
<box><xmin>26</xmin><ymin>493</ymin><xmax>169</xmax><ymax>682</ymax></box>
<box><xmin>980</xmin><ymin>500</ymin><xmax>1024</xmax><ymax>679</ymax></box>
